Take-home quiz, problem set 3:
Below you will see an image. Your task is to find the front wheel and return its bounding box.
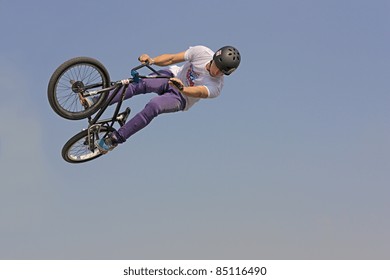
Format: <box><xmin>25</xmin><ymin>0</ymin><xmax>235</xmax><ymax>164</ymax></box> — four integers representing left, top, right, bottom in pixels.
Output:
<box><xmin>48</xmin><ymin>57</ymin><xmax>111</xmax><ymax>120</ymax></box>
<box><xmin>62</xmin><ymin>126</ymin><xmax>115</xmax><ymax>163</ymax></box>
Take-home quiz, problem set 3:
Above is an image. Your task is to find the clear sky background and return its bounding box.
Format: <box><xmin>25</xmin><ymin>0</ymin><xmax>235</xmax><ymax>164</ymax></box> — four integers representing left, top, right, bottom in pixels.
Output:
<box><xmin>0</xmin><ymin>0</ymin><xmax>389</xmax><ymax>259</ymax></box>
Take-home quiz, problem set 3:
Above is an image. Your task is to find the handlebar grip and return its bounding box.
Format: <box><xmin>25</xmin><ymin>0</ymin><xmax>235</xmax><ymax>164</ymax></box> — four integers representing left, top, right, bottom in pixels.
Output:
<box><xmin>170</xmin><ymin>79</ymin><xmax>184</xmax><ymax>91</ymax></box>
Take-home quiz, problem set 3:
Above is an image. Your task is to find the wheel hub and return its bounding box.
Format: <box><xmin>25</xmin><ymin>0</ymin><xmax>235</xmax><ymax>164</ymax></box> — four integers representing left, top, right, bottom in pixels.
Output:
<box><xmin>71</xmin><ymin>80</ymin><xmax>85</xmax><ymax>93</ymax></box>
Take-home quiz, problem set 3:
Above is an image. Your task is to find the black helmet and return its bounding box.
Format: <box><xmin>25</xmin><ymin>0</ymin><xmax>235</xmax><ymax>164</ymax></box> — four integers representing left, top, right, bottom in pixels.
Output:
<box><xmin>213</xmin><ymin>46</ymin><xmax>241</xmax><ymax>75</ymax></box>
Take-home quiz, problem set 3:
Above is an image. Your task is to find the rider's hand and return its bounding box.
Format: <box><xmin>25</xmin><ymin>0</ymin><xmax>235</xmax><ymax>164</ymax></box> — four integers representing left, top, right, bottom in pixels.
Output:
<box><xmin>169</xmin><ymin>78</ymin><xmax>184</xmax><ymax>91</ymax></box>
<box><xmin>138</xmin><ymin>54</ymin><xmax>154</xmax><ymax>65</ymax></box>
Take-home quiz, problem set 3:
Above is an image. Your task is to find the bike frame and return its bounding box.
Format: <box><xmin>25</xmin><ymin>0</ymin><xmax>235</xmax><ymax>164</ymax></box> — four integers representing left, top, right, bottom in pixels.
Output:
<box><xmin>83</xmin><ymin>64</ymin><xmax>170</xmax><ymax>151</ymax></box>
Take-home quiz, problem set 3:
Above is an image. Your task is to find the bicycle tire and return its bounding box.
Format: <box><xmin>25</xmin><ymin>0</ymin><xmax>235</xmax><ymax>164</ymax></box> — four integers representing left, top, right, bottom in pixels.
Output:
<box><xmin>48</xmin><ymin>57</ymin><xmax>111</xmax><ymax>120</ymax></box>
<box><xmin>62</xmin><ymin>126</ymin><xmax>115</xmax><ymax>163</ymax></box>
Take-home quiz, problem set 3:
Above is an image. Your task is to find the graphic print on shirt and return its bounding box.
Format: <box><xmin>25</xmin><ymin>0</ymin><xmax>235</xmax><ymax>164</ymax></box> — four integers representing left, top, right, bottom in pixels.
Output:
<box><xmin>185</xmin><ymin>65</ymin><xmax>199</xmax><ymax>87</ymax></box>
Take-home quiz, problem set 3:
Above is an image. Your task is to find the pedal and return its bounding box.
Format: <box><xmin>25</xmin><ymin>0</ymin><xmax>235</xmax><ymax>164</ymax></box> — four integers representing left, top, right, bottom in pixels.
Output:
<box><xmin>117</xmin><ymin>107</ymin><xmax>131</xmax><ymax>126</ymax></box>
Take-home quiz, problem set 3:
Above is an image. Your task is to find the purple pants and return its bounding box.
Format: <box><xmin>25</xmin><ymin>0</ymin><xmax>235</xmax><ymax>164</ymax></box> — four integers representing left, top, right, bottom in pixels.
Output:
<box><xmin>109</xmin><ymin>70</ymin><xmax>186</xmax><ymax>142</ymax></box>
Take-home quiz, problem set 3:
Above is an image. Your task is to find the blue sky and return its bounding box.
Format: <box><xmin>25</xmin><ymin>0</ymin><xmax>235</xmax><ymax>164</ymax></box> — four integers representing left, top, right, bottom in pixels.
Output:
<box><xmin>0</xmin><ymin>0</ymin><xmax>389</xmax><ymax>259</ymax></box>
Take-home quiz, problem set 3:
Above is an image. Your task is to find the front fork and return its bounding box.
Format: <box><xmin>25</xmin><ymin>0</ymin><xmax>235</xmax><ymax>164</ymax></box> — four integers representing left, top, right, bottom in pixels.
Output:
<box><xmin>84</xmin><ymin>82</ymin><xmax>131</xmax><ymax>151</ymax></box>
<box><xmin>86</xmin><ymin>124</ymin><xmax>103</xmax><ymax>152</ymax></box>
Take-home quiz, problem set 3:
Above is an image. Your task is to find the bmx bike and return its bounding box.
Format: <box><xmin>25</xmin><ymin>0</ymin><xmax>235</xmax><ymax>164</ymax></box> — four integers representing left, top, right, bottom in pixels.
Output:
<box><xmin>47</xmin><ymin>57</ymin><xmax>172</xmax><ymax>163</ymax></box>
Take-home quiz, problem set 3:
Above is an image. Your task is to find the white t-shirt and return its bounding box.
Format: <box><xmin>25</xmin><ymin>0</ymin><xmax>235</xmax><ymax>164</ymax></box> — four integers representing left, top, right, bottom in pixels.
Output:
<box><xmin>169</xmin><ymin>45</ymin><xmax>224</xmax><ymax>110</ymax></box>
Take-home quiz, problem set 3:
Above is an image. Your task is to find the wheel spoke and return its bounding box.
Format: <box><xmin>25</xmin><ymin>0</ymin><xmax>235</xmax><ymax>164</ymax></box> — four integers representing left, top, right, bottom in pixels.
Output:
<box><xmin>55</xmin><ymin>63</ymin><xmax>105</xmax><ymax>114</ymax></box>
<box><xmin>64</xmin><ymin>129</ymin><xmax>110</xmax><ymax>163</ymax></box>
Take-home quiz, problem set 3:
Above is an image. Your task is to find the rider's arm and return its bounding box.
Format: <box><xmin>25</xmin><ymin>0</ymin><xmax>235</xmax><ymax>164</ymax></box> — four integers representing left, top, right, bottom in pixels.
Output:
<box><xmin>169</xmin><ymin>77</ymin><xmax>209</xmax><ymax>98</ymax></box>
<box><xmin>181</xmin><ymin>85</ymin><xmax>209</xmax><ymax>99</ymax></box>
<box><xmin>139</xmin><ymin>52</ymin><xmax>186</xmax><ymax>66</ymax></box>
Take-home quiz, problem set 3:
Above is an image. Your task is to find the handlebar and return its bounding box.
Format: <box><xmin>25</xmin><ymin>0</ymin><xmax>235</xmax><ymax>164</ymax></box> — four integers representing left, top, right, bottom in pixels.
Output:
<box><xmin>131</xmin><ymin>63</ymin><xmax>160</xmax><ymax>76</ymax></box>
<box><xmin>109</xmin><ymin>63</ymin><xmax>174</xmax><ymax>87</ymax></box>
<box><xmin>129</xmin><ymin>65</ymin><xmax>183</xmax><ymax>90</ymax></box>
<box><xmin>130</xmin><ymin>63</ymin><xmax>171</xmax><ymax>80</ymax></box>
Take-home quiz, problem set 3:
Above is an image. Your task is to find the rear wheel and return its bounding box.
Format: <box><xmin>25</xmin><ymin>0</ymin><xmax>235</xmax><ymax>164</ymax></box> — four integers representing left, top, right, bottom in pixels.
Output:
<box><xmin>62</xmin><ymin>126</ymin><xmax>115</xmax><ymax>163</ymax></box>
<box><xmin>48</xmin><ymin>57</ymin><xmax>110</xmax><ymax>120</ymax></box>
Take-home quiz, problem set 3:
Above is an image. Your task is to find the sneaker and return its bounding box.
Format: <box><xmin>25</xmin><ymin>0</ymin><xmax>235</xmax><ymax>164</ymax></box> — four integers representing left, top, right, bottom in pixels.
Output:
<box><xmin>95</xmin><ymin>133</ymin><xmax>118</xmax><ymax>154</ymax></box>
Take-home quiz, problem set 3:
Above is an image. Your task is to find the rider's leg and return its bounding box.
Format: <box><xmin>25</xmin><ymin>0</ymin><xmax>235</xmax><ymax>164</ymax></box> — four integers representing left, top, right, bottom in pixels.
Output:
<box><xmin>96</xmin><ymin>86</ymin><xmax>185</xmax><ymax>153</ymax></box>
<box><xmin>114</xmin><ymin>89</ymin><xmax>186</xmax><ymax>142</ymax></box>
<box><xmin>109</xmin><ymin>70</ymin><xmax>174</xmax><ymax>105</ymax></box>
